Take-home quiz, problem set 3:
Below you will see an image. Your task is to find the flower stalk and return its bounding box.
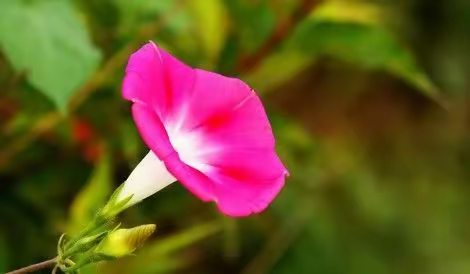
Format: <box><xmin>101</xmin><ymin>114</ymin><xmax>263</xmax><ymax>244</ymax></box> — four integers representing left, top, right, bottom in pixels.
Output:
<box><xmin>5</xmin><ymin>258</ymin><xmax>57</xmax><ymax>274</ymax></box>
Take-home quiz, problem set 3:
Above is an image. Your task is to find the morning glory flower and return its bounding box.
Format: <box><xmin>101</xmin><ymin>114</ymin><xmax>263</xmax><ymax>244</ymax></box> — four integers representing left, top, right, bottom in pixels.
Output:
<box><xmin>117</xmin><ymin>42</ymin><xmax>288</xmax><ymax>216</ymax></box>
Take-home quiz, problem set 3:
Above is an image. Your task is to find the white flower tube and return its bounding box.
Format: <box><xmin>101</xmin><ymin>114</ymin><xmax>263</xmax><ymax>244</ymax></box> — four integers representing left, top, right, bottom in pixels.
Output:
<box><xmin>117</xmin><ymin>151</ymin><xmax>177</xmax><ymax>207</ymax></box>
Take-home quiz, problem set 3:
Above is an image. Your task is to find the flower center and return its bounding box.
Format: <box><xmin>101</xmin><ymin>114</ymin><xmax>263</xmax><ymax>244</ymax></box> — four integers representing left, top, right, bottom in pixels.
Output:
<box><xmin>166</xmin><ymin>124</ymin><xmax>213</xmax><ymax>173</ymax></box>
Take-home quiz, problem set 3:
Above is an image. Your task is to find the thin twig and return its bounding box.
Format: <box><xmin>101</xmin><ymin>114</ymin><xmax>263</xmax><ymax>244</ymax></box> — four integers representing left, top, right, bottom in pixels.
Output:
<box><xmin>236</xmin><ymin>0</ymin><xmax>323</xmax><ymax>73</ymax></box>
<box><xmin>5</xmin><ymin>258</ymin><xmax>56</xmax><ymax>274</ymax></box>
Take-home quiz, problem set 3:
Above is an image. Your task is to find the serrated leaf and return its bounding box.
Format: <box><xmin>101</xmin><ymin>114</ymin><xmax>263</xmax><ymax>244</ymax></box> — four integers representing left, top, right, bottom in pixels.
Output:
<box><xmin>0</xmin><ymin>0</ymin><xmax>101</xmax><ymax>111</ymax></box>
<box><xmin>67</xmin><ymin>151</ymin><xmax>112</xmax><ymax>234</ymax></box>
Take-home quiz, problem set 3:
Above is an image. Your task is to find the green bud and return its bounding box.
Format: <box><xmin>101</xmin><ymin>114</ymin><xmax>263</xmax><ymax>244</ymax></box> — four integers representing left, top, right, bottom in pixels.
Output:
<box><xmin>95</xmin><ymin>224</ymin><xmax>156</xmax><ymax>258</ymax></box>
<box><xmin>62</xmin><ymin>231</ymin><xmax>107</xmax><ymax>258</ymax></box>
<box><xmin>62</xmin><ymin>214</ymin><xmax>113</xmax><ymax>252</ymax></box>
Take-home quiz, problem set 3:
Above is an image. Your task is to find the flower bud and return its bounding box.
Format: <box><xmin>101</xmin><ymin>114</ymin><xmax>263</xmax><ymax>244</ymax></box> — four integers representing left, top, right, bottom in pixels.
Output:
<box><xmin>95</xmin><ymin>224</ymin><xmax>156</xmax><ymax>258</ymax></box>
<box><xmin>62</xmin><ymin>231</ymin><xmax>107</xmax><ymax>258</ymax></box>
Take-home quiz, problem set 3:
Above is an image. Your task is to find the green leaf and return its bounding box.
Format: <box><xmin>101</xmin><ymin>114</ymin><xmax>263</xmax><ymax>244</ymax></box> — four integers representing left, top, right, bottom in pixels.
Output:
<box><xmin>312</xmin><ymin>0</ymin><xmax>382</xmax><ymax>25</ymax></box>
<box><xmin>224</xmin><ymin>0</ymin><xmax>276</xmax><ymax>53</ymax></box>
<box><xmin>143</xmin><ymin>221</ymin><xmax>222</xmax><ymax>257</ymax></box>
<box><xmin>187</xmin><ymin>0</ymin><xmax>229</xmax><ymax>66</ymax></box>
<box><xmin>113</xmin><ymin>0</ymin><xmax>190</xmax><ymax>34</ymax></box>
<box><xmin>290</xmin><ymin>1</ymin><xmax>439</xmax><ymax>100</ymax></box>
<box><xmin>135</xmin><ymin>257</ymin><xmax>189</xmax><ymax>274</ymax></box>
<box><xmin>244</xmin><ymin>51</ymin><xmax>312</xmax><ymax>93</ymax></box>
<box><xmin>115</xmin><ymin>0</ymin><xmax>171</xmax><ymax>15</ymax></box>
<box><xmin>0</xmin><ymin>0</ymin><xmax>101</xmax><ymax>111</ymax></box>
<box><xmin>67</xmin><ymin>151</ymin><xmax>112</xmax><ymax>234</ymax></box>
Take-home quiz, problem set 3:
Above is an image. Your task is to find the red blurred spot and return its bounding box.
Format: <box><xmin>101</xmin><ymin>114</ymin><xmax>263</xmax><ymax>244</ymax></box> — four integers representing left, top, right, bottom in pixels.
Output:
<box><xmin>71</xmin><ymin>118</ymin><xmax>102</xmax><ymax>163</ymax></box>
<box><xmin>84</xmin><ymin>142</ymin><xmax>103</xmax><ymax>163</ymax></box>
<box><xmin>72</xmin><ymin>118</ymin><xmax>95</xmax><ymax>143</ymax></box>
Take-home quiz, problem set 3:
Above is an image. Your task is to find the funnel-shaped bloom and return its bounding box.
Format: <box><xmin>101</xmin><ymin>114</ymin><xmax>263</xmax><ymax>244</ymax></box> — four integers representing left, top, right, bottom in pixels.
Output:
<box><xmin>117</xmin><ymin>42</ymin><xmax>288</xmax><ymax>216</ymax></box>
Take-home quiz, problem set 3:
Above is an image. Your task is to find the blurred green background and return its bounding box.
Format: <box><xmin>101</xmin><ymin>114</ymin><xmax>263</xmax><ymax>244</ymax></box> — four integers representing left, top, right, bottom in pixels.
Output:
<box><xmin>1</xmin><ymin>0</ymin><xmax>470</xmax><ymax>273</ymax></box>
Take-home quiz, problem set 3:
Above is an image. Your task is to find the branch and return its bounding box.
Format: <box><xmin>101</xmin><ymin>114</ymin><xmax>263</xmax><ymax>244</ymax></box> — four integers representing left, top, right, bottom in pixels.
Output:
<box><xmin>6</xmin><ymin>258</ymin><xmax>56</xmax><ymax>274</ymax></box>
<box><xmin>236</xmin><ymin>0</ymin><xmax>323</xmax><ymax>73</ymax></box>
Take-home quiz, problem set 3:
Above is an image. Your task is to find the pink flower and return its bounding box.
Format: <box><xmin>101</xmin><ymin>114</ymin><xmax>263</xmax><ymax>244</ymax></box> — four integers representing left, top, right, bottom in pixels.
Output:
<box><xmin>117</xmin><ymin>42</ymin><xmax>288</xmax><ymax>216</ymax></box>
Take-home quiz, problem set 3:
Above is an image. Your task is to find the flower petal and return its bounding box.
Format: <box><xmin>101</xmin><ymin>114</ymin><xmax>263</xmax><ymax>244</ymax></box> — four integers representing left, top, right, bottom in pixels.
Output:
<box><xmin>163</xmin><ymin>152</ymin><xmax>215</xmax><ymax>202</ymax></box>
<box><xmin>123</xmin><ymin>42</ymin><xmax>195</xmax><ymax>121</ymax></box>
<box><xmin>204</xmin><ymin>149</ymin><xmax>288</xmax><ymax>216</ymax></box>
<box><xmin>214</xmin><ymin>174</ymin><xmax>286</xmax><ymax>216</ymax></box>
<box><xmin>198</xmin><ymin>90</ymin><xmax>275</xmax><ymax>150</ymax></box>
<box><xmin>131</xmin><ymin>103</ymin><xmax>175</xmax><ymax>160</ymax></box>
<box><xmin>180</xmin><ymin>71</ymin><xmax>255</xmax><ymax>127</ymax></box>
<box><xmin>205</xmin><ymin>149</ymin><xmax>287</xmax><ymax>184</ymax></box>
<box><xmin>123</xmin><ymin>43</ymin><xmax>163</xmax><ymax>105</ymax></box>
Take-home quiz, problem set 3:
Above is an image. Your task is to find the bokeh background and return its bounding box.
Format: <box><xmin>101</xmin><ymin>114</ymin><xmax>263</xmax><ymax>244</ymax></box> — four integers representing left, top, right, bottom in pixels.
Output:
<box><xmin>1</xmin><ymin>0</ymin><xmax>470</xmax><ymax>273</ymax></box>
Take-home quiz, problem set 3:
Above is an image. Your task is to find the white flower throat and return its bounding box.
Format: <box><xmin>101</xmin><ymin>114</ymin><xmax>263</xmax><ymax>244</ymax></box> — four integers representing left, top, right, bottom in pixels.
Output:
<box><xmin>117</xmin><ymin>151</ymin><xmax>176</xmax><ymax>207</ymax></box>
<box><xmin>117</xmin><ymin>120</ymin><xmax>215</xmax><ymax>207</ymax></box>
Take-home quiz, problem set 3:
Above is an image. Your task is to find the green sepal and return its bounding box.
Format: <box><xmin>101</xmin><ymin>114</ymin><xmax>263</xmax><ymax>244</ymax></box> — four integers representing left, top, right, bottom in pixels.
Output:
<box><xmin>63</xmin><ymin>213</ymin><xmax>113</xmax><ymax>251</ymax></box>
<box><xmin>100</xmin><ymin>184</ymin><xmax>133</xmax><ymax>218</ymax></box>
<box><xmin>57</xmin><ymin>234</ymin><xmax>67</xmax><ymax>258</ymax></box>
<box><xmin>62</xmin><ymin>231</ymin><xmax>108</xmax><ymax>258</ymax></box>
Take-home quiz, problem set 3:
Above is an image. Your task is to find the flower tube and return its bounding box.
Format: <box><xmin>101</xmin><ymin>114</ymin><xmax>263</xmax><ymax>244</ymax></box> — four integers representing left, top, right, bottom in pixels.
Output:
<box><xmin>117</xmin><ymin>42</ymin><xmax>288</xmax><ymax>216</ymax></box>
